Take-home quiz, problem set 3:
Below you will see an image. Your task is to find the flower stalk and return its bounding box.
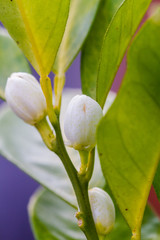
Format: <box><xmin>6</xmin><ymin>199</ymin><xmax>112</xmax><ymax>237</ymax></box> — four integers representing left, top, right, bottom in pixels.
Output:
<box><xmin>52</xmin><ymin>118</ymin><xmax>99</xmax><ymax>240</ymax></box>
<box><xmin>79</xmin><ymin>150</ymin><xmax>89</xmax><ymax>175</ymax></box>
<box><xmin>40</xmin><ymin>76</ymin><xmax>57</xmax><ymax>125</ymax></box>
<box><xmin>54</xmin><ymin>73</ymin><xmax>65</xmax><ymax>111</ymax></box>
<box><xmin>35</xmin><ymin>117</ymin><xmax>56</xmax><ymax>151</ymax></box>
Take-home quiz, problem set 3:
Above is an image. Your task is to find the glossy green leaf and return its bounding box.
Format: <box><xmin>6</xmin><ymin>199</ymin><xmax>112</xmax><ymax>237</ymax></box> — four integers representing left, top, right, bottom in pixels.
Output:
<box><xmin>28</xmin><ymin>189</ymin><xmax>85</xmax><ymax>240</ymax></box>
<box><xmin>0</xmin><ymin>90</ymin><xmax>78</xmax><ymax>207</ymax></box>
<box><xmin>96</xmin><ymin>0</ymin><xmax>152</xmax><ymax>107</ymax></box>
<box><xmin>81</xmin><ymin>0</ymin><xmax>123</xmax><ymax>100</ymax></box>
<box><xmin>97</xmin><ymin>11</ymin><xmax>160</xmax><ymax>236</ymax></box>
<box><xmin>0</xmin><ymin>90</ymin><xmax>113</xmax><ymax>206</ymax></box>
<box><xmin>0</xmin><ymin>29</ymin><xmax>31</xmax><ymax>100</ymax></box>
<box><xmin>0</xmin><ymin>0</ymin><xmax>70</xmax><ymax>76</ymax></box>
<box><xmin>108</xmin><ymin>205</ymin><xmax>160</xmax><ymax>240</ymax></box>
<box><xmin>153</xmin><ymin>162</ymin><xmax>160</xmax><ymax>201</ymax></box>
<box><xmin>141</xmin><ymin>207</ymin><xmax>160</xmax><ymax>240</ymax></box>
<box><xmin>28</xmin><ymin>188</ymin><xmax>160</xmax><ymax>240</ymax></box>
<box><xmin>53</xmin><ymin>0</ymin><xmax>100</xmax><ymax>74</ymax></box>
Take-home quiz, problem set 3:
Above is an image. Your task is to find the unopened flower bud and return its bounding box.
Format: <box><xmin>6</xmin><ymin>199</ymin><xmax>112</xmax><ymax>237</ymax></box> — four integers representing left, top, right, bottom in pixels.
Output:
<box><xmin>89</xmin><ymin>187</ymin><xmax>115</xmax><ymax>236</ymax></box>
<box><xmin>64</xmin><ymin>95</ymin><xmax>103</xmax><ymax>150</ymax></box>
<box><xmin>5</xmin><ymin>72</ymin><xmax>47</xmax><ymax>125</ymax></box>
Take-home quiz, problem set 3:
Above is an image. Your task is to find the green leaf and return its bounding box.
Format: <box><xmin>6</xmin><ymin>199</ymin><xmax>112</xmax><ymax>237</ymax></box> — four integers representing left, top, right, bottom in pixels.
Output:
<box><xmin>28</xmin><ymin>189</ymin><xmax>160</xmax><ymax>240</ymax></box>
<box><xmin>0</xmin><ymin>89</ymin><xmax>112</xmax><ymax>206</ymax></box>
<box><xmin>53</xmin><ymin>0</ymin><xmax>100</xmax><ymax>74</ymax></box>
<box><xmin>141</xmin><ymin>207</ymin><xmax>160</xmax><ymax>240</ymax></box>
<box><xmin>153</xmin><ymin>162</ymin><xmax>160</xmax><ymax>201</ymax></box>
<box><xmin>81</xmin><ymin>0</ymin><xmax>123</xmax><ymax>100</ymax></box>
<box><xmin>0</xmin><ymin>29</ymin><xmax>31</xmax><ymax>100</ymax></box>
<box><xmin>96</xmin><ymin>0</ymin><xmax>152</xmax><ymax>107</ymax></box>
<box><xmin>0</xmin><ymin>91</ymin><xmax>78</xmax><ymax>207</ymax></box>
<box><xmin>97</xmin><ymin>11</ymin><xmax>160</xmax><ymax>236</ymax></box>
<box><xmin>0</xmin><ymin>0</ymin><xmax>70</xmax><ymax>76</ymax></box>
<box><xmin>109</xmin><ymin>205</ymin><xmax>160</xmax><ymax>240</ymax></box>
<box><xmin>28</xmin><ymin>189</ymin><xmax>85</xmax><ymax>240</ymax></box>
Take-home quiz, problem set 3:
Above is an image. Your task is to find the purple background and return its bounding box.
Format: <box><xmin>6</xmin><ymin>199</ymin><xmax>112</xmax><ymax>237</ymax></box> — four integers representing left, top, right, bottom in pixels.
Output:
<box><xmin>0</xmin><ymin>1</ymin><xmax>159</xmax><ymax>239</ymax></box>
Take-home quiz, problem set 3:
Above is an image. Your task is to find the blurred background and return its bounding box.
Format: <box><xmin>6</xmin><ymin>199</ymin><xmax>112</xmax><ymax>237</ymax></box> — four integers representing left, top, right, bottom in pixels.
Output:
<box><xmin>0</xmin><ymin>0</ymin><xmax>160</xmax><ymax>239</ymax></box>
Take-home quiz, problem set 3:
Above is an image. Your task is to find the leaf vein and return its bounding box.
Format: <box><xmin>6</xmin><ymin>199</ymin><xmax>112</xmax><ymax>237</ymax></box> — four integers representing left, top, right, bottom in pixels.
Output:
<box><xmin>15</xmin><ymin>0</ymin><xmax>44</xmax><ymax>75</ymax></box>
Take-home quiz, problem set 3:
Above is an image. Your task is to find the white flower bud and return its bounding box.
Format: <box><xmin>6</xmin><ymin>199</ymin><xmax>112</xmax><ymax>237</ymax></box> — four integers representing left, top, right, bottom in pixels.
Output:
<box><xmin>64</xmin><ymin>95</ymin><xmax>103</xmax><ymax>150</ymax></box>
<box><xmin>5</xmin><ymin>72</ymin><xmax>47</xmax><ymax>125</ymax></box>
<box><xmin>89</xmin><ymin>187</ymin><xmax>115</xmax><ymax>236</ymax></box>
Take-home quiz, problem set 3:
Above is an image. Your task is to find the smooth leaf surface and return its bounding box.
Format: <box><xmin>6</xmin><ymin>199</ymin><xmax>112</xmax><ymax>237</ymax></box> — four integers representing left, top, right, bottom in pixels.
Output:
<box><xmin>53</xmin><ymin>0</ymin><xmax>100</xmax><ymax>74</ymax></box>
<box><xmin>97</xmin><ymin>12</ymin><xmax>160</xmax><ymax>235</ymax></box>
<box><xmin>96</xmin><ymin>0</ymin><xmax>152</xmax><ymax>107</ymax></box>
<box><xmin>29</xmin><ymin>188</ymin><xmax>160</xmax><ymax>240</ymax></box>
<box><xmin>28</xmin><ymin>189</ymin><xmax>85</xmax><ymax>240</ymax></box>
<box><xmin>81</xmin><ymin>0</ymin><xmax>123</xmax><ymax>100</ymax></box>
<box><xmin>0</xmin><ymin>90</ymin><xmax>114</xmax><ymax>206</ymax></box>
<box><xmin>0</xmin><ymin>29</ymin><xmax>30</xmax><ymax>100</ymax></box>
<box><xmin>0</xmin><ymin>0</ymin><xmax>70</xmax><ymax>76</ymax></box>
<box><xmin>109</xmin><ymin>206</ymin><xmax>160</xmax><ymax>240</ymax></box>
<box><xmin>153</xmin><ymin>162</ymin><xmax>160</xmax><ymax>201</ymax></box>
<box><xmin>0</xmin><ymin>90</ymin><xmax>79</xmax><ymax>207</ymax></box>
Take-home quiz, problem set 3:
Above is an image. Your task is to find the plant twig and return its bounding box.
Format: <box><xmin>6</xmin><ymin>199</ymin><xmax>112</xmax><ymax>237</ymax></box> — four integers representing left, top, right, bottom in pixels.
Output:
<box><xmin>53</xmin><ymin>118</ymin><xmax>99</xmax><ymax>240</ymax></box>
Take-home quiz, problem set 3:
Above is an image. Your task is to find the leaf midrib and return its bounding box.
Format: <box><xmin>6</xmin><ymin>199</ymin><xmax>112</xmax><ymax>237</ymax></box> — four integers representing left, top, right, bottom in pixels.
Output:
<box><xmin>15</xmin><ymin>0</ymin><xmax>44</xmax><ymax>75</ymax></box>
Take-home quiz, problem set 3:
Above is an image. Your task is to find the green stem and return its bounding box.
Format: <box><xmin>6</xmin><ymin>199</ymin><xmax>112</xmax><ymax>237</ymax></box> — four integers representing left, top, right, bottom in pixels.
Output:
<box><xmin>53</xmin><ymin>119</ymin><xmax>99</xmax><ymax>240</ymax></box>
<box><xmin>40</xmin><ymin>76</ymin><xmax>57</xmax><ymax>125</ymax></box>
<box><xmin>54</xmin><ymin>74</ymin><xmax>65</xmax><ymax>111</ymax></box>
<box><xmin>35</xmin><ymin>117</ymin><xmax>56</xmax><ymax>151</ymax></box>
<box><xmin>86</xmin><ymin>148</ymin><xmax>95</xmax><ymax>182</ymax></box>
<box><xmin>79</xmin><ymin>150</ymin><xmax>89</xmax><ymax>175</ymax></box>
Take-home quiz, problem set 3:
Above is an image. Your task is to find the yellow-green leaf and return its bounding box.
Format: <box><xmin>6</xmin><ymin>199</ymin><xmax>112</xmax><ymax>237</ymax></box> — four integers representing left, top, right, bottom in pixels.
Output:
<box><xmin>0</xmin><ymin>0</ymin><xmax>70</xmax><ymax>76</ymax></box>
<box><xmin>97</xmin><ymin>10</ymin><xmax>160</xmax><ymax>238</ymax></box>
<box><xmin>28</xmin><ymin>189</ymin><xmax>85</xmax><ymax>240</ymax></box>
<box><xmin>53</xmin><ymin>0</ymin><xmax>100</xmax><ymax>74</ymax></box>
<box><xmin>0</xmin><ymin>89</ymin><xmax>107</xmax><ymax>206</ymax></box>
<box><xmin>97</xmin><ymin>0</ymin><xmax>152</xmax><ymax>107</ymax></box>
<box><xmin>81</xmin><ymin>0</ymin><xmax>123</xmax><ymax>100</ymax></box>
<box><xmin>29</xmin><ymin>189</ymin><xmax>160</xmax><ymax>240</ymax></box>
<box><xmin>153</xmin><ymin>162</ymin><xmax>160</xmax><ymax>200</ymax></box>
